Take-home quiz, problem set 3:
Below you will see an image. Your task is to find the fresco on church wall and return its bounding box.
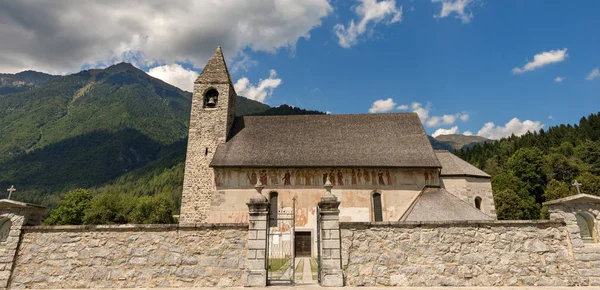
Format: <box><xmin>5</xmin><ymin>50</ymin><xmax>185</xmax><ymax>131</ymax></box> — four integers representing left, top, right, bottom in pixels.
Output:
<box><xmin>213</xmin><ymin>167</ymin><xmax>439</xmax><ymax>189</ymax></box>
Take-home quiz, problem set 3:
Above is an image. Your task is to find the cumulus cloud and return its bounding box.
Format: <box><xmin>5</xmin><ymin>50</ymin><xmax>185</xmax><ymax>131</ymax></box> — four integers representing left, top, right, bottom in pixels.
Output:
<box><xmin>0</xmin><ymin>0</ymin><xmax>333</xmax><ymax>74</ymax></box>
<box><xmin>463</xmin><ymin>131</ymin><xmax>473</xmax><ymax>136</ymax></box>
<box><xmin>554</xmin><ymin>76</ymin><xmax>565</xmax><ymax>83</ymax></box>
<box><xmin>369</xmin><ymin>98</ymin><xmax>397</xmax><ymax>113</ymax></box>
<box><xmin>586</xmin><ymin>67</ymin><xmax>600</xmax><ymax>80</ymax></box>
<box><xmin>396</xmin><ymin>104</ymin><xmax>409</xmax><ymax>110</ymax></box>
<box><xmin>148</xmin><ymin>64</ymin><xmax>198</xmax><ymax>92</ymax></box>
<box><xmin>432</xmin><ymin>0</ymin><xmax>474</xmax><ymax>23</ymax></box>
<box><xmin>411</xmin><ymin>102</ymin><xmax>468</xmax><ymax>128</ymax></box>
<box><xmin>432</xmin><ymin>126</ymin><xmax>459</xmax><ymax>137</ymax></box>
<box><xmin>512</xmin><ymin>49</ymin><xmax>568</xmax><ymax>74</ymax></box>
<box><xmin>476</xmin><ymin>118</ymin><xmax>543</xmax><ymax>140</ymax></box>
<box><xmin>334</xmin><ymin>0</ymin><xmax>402</xmax><ymax>48</ymax></box>
<box><xmin>234</xmin><ymin>69</ymin><xmax>282</xmax><ymax>103</ymax></box>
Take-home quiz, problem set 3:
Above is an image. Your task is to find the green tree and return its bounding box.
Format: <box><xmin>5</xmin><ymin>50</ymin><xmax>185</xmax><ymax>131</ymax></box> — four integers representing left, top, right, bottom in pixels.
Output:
<box><xmin>543</xmin><ymin>153</ymin><xmax>581</xmax><ymax>183</ymax></box>
<box><xmin>576</xmin><ymin>172</ymin><xmax>600</xmax><ymax>195</ymax></box>
<box><xmin>128</xmin><ymin>194</ymin><xmax>175</xmax><ymax>224</ymax></box>
<box><xmin>493</xmin><ymin>189</ymin><xmax>538</xmax><ymax>220</ymax></box>
<box><xmin>83</xmin><ymin>192</ymin><xmax>136</xmax><ymax>225</ymax></box>
<box><xmin>544</xmin><ymin>179</ymin><xmax>574</xmax><ymax>201</ymax></box>
<box><xmin>506</xmin><ymin>147</ymin><xmax>547</xmax><ymax>203</ymax></box>
<box><xmin>44</xmin><ymin>188</ymin><xmax>93</xmax><ymax>225</ymax></box>
<box><xmin>575</xmin><ymin>140</ymin><xmax>600</xmax><ymax>175</ymax></box>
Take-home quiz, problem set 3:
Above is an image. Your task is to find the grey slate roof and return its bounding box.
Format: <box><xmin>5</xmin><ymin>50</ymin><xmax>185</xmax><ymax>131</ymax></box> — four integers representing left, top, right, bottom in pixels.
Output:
<box><xmin>195</xmin><ymin>46</ymin><xmax>233</xmax><ymax>84</ymax></box>
<box><xmin>435</xmin><ymin>150</ymin><xmax>491</xmax><ymax>178</ymax></box>
<box><xmin>401</xmin><ymin>187</ymin><xmax>493</xmax><ymax>221</ymax></box>
<box><xmin>211</xmin><ymin>113</ymin><xmax>442</xmax><ymax>168</ymax></box>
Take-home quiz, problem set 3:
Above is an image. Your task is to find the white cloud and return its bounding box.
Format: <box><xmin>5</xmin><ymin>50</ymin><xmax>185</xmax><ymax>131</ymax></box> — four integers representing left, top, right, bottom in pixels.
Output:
<box><xmin>512</xmin><ymin>49</ymin><xmax>568</xmax><ymax>74</ymax></box>
<box><xmin>334</xmin><ymin>0</ymin><xmax>402</xmax><ymax>48</ymax></box>
<box><xmin>234</xmin><ymin>69</ymin><xmax>282</xmax><ymax>103</ymax></box>
<box><xmin>460</xmin><ymin>113</ymin><xmax>469</xmax><ymax>121</ymax></box>
<box><xmin>147</xmin><ymin>64</ymin><xmax>198</xmax><ymax>92</ymax></box>
<box><xmin>326</xmin><ymin>111</ymin><xmax>332</xmax><ymax>115</ymax></box>
<box><xmin>476</xmin><ymin>118</ymin><xmax>544</xmax><ymax>140</ymax></box>
<box><xmin>411</xmin><ymin>102</ymin><xmax>430</xmax><ymax>123</ymax></box>
<box><xmin>411</xmin><ymin>102</ymin><xmax>468</xmax><ymax>127</ymax></box>
<box><xmin>548</xmin><ymin>115</ymin><xmax>553</xmax><ymax>119</ymax></box>
<box><xmin>463</xmin><ymin>131</ymin><xmax>473</xmax><ymax>136</ymax></box>
<box><xmin>432</xmin><ymin>0</ymin><xmax>474</xmax><ymax>23</ymax></box>
<box><xmin>586</xmin><ymin>67</ymin><xmax>600</xmax><ymax>80</ymax></box>
<box><xmin>432</xmin><ymin>126</ymin><xmax>459</xmax><ymax>137</ymax></box>
<box><xmin>396</xmin><ymin>104</ymin><xmax>409</xmax><ymax>110</ymax></box>
<box><xmin>0</xmin><ymin>1</ymin><xmax>333</xmax><ymax>74</ymax></box>
<box><xmin>369</xmin><ymin>98</ymin><xmax>397</xmax><ymax>113</ymax></box>
<box><xmin>554</xmin><ymin>76</ymin><xmax>564</xmax><ymax>83</ymax></box>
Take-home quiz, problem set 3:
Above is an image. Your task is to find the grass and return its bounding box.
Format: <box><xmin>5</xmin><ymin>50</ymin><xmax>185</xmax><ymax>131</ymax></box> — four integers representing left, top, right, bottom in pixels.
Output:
<box><xmin>268</xmin><ymin>258</ymin><xmax>291</xmax><ymax>273</ymax></box>
<box><xmin>310</xmin><ymin>258</ymin><xmax>319</xmax><ymax>281</ymax></box>
<box><xmin>294</xmin><ymin>258</ymin><xmax>304</xmax><ymax>281</ymax></box>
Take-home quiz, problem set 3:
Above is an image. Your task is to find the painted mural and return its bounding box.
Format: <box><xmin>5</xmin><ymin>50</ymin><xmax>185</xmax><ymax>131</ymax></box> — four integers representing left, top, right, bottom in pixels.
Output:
<box><xmin>213</xmin><ymin>167</ymin><xmax>439</xmax><ymax>189</ymax></box>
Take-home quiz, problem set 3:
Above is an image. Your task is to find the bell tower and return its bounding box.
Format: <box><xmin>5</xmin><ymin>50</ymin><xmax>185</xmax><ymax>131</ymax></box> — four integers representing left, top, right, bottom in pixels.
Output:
<box><xmin>179</xmin><ymin>46</ymin><xmax>237</xmax><ymax>224</ymax></box>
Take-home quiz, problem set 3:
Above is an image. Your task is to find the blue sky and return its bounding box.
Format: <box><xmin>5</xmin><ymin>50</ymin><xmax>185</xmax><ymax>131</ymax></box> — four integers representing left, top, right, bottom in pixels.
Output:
<box><xmin>1</xmin><ymin>0</ymin><xmax>599</xmax><ymax>138</ymax></box>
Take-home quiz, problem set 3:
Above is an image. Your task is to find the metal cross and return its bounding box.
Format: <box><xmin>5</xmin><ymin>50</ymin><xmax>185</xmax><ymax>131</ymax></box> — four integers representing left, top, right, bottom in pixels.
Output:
<box><xmin>572</xmin><ymin>180</ymin><xmax>582</xmax><ymax>194</ymax></box>
<box><xmin>6</xmin><ymin>185</ymin><xmax>16</xmax><ymax>200</ymax></box>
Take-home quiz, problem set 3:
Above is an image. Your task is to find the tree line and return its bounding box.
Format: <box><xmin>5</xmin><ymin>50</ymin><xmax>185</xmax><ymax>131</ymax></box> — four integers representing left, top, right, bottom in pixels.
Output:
<box><xmin>457</xmin><ymin>112</ymin><xmax>600</xmax><ymax>219</ymax></box>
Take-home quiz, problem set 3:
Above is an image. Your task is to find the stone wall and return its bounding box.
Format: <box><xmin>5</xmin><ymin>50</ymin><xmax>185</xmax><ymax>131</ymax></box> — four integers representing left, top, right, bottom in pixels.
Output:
<box><xmin>549</xmin><ymin>203</ymin><xmax>600</xmax><ymax>285</ymax></box>
<box><xmin>441</xmin><ymin>176</ymin><xmax>497</xmax><ymax>218</ymax></box>
<box><xmin>9</xmin><ymin>224</ymin><xmax>247</xmax><ymax>289</ymax></box>
<box><xmin>341</xmin><ymin>221</ymin><xmax>581</xmax><ymax>287</ymax></box>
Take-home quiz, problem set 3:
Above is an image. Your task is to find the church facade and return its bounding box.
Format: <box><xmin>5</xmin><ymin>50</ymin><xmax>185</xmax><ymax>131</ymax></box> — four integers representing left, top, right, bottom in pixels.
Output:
<box><xmin>179</xmin><ymin>47</ymin><xmax>496</xmax><ymax>255</ymax></box>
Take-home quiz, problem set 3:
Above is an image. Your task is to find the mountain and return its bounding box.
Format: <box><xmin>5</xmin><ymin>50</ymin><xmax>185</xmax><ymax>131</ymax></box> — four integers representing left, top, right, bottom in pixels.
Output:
<box><xmin>434</xmin><ymin>134</ymin><xmax>492</xmax><ymax>151</ymax></box>
<box><xmin>251</xmin><ymin>104</ymin><xmax>325</xmax><ymax>116</ymax></box>
<box><xmin>0</xmin><ymin>63</ymin><xmax>267</xmax><ymax>206</ymax></box>
<box><xmin>0</xmin><ymin>70</ymin><xmax>58</xmax><ymax>95</ymax></box>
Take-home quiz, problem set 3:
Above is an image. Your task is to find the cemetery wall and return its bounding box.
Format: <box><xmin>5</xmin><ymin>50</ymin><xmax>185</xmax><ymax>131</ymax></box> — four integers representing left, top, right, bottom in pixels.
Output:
<box><xmin>340</xmin><ymin>220</ymin><xmax>584</xmax><ymax>287</ymax></box>
<box><xmin>8</xmin><ymin>224</ymin><xmax>247</xmax><ymax>289</ymax></box>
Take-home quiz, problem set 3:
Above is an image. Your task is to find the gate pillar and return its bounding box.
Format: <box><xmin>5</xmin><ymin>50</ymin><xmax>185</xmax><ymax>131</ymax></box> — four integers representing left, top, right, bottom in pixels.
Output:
<box><xmin>244</xmin><ymin>182</ymin><xmax>269</xmax><ymax>287</ymax></box>
<box><xmin>318</xmin><ymin>179</ymin><xmax>344</xmax><ymax>287</ymax></box>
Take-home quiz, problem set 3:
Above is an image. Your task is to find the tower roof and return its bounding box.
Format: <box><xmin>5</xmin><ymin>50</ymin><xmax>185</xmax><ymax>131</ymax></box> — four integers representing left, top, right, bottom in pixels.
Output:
<box><xmin>195</xmin><ymin>46</ymin><xmax>233</xmax><ymax>84</ymax></box>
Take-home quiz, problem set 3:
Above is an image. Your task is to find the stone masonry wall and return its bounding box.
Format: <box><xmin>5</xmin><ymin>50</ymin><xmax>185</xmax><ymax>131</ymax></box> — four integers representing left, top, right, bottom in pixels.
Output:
<box><xmin>341</xmin><ymin>221</ymin><xmax>581</xmax><ymax>287</ymax></box>
<box><xmin>9</xmin><ymin>224</ymin><xmax>247</xmax><ymax>289</ymax></box>
<box><xmin>549</xmin><ymin>203</ymin><xmax>600</xmax><ymax>286</ymax></box>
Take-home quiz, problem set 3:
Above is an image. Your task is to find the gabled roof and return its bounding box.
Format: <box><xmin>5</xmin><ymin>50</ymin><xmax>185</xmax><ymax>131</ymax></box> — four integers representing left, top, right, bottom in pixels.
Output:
<box><xmin>211</xmin><ymin>113</ymin><xmax>442</xmax><ymax>168</ymax></box>
<box><xmin>401</xmin><ymin>187</ymin><xmax>493</xmax><ymax>221</ymax></box>
<box><xmin>0</xmin><ymin>199</ymin><xmax>46</xmax><ymax>209</ymax></box>
<box><xmin>435</xmin><ymin>150</ymin><xmax>491</xmax><ymax>178</ymax></box>
<box><xmin>195</xmin><ymin>46</ymin><xmax>233</xmax><ymax>85</ymax></box>
<box><xmin>543</xmin><ymin>194</ymin><xmax>600</xmax><ymax>205</ymax></box>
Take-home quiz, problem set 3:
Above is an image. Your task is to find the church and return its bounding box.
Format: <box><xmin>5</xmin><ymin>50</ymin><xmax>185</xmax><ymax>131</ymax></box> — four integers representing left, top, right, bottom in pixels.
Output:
<box><xmin>179</xmin><ymin>46</ymin><xmax>496</xmax><ymax>255</ymax></box>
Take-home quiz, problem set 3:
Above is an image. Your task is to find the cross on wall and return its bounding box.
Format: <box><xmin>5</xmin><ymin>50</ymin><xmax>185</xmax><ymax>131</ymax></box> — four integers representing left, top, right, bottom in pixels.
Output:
<box><xmin>572</xmin><ymin>180</ymin><xmax>582</xmax><ymax>194</ymax></box>
<box><xmin>6</xmin><ymin>185</ymin><xmax>16</xmax><ymax>200</ymax></box>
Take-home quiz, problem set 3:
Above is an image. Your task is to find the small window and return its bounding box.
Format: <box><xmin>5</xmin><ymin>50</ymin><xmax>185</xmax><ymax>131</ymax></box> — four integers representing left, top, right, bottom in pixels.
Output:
<box><xmin>269</xmin><ymin>192</ymin><xmax>278</xmax><ymax>227</ymax></box>
<box><xmin>474</xmin><ymin>197</ymin><xmax>482</xmax><ymax>210</ymax></box>
<box><xmin>373</xmin><ymin>192</ymin><xmax>383</xmax><ymax>222</ymax></box>
<box><xmin>576</xmin><ymin>212</ymin><xmax>596</xmax><ymax>243</ymax></box>
<box><xmin>204</xmin><ymin>89</ymin><xmax>219</xmax><ymax>108</ymax></box>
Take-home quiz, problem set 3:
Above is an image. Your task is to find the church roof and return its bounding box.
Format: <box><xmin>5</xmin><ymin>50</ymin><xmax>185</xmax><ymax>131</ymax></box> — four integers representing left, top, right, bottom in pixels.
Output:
<box><xmin>435</xmin><ymin>150</ymin><xmax>491</xmax><ymax>178</ymax></box>
<box><xmin>195</xmin><ymin>46</ymin><xmax>233</xmax><ymax>84</ymax></box>
<box><xmin>211</xmin><ymin>113</ymin><xmax>442</xmax><ymax>168</ymax></box>
<box><xmin>401</xmin><ymin>187</ymin><xmax>493</xmax><ymax>221</ymax></box>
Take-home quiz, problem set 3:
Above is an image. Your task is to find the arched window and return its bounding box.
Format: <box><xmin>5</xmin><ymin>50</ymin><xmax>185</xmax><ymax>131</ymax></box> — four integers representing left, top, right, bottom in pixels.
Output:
<box><xmin>0</xmin><ymin>218</ymin><xmax>12</xmax><ymax>245</ymax></box>
<box><xmin>269</xmin><ymin>192</ymin><xmax>278</xmax><ymax>227</ymax></box>
<box><xmin>372</xmin><ymin>192</ymin><xmax>383</xmax><ymax>222</ymax></box>
<box><xmin>474</xmin><ymin>197</ymin><xmax>482</xmax><ymax>210</ymax></box>
<box><xmin>576</xmin><ymin>212</ymin><xmax>596</xmax><ymax>243</ymax></box>
<box><xmin>204</xmin><ymin>89</ymin><xmax>219</xmax><ymax>108</ymax></box>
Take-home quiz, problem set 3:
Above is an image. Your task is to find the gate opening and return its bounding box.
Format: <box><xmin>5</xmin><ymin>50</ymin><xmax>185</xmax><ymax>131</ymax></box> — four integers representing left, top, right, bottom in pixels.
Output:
<box><xmin>294</xmin><ymin>232</ymin><xmax>312</xmax><ymax>257</ymax></box>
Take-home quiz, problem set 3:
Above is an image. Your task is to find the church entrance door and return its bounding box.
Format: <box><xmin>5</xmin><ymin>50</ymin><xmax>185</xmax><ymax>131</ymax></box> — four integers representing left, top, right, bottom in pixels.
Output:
<box><xmin>294</xmin><ymin>232</ymin><xmax>311</xmax><ymax>257</ymax></box>
<box><xmin>266</xmin><ymin>197</ymin><xmax>296</xmax><ymax>285</ymax></box>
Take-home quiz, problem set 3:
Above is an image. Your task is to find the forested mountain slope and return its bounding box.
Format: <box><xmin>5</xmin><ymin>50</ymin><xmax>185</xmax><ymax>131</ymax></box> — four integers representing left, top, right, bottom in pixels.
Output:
<box><xmin>457</xmin><ymin>112</ymin><xmax>600</xmax><ymax>219</ymax></box>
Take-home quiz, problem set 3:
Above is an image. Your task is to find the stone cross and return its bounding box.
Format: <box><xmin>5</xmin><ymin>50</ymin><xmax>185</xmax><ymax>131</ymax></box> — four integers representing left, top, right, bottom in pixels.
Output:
<box><xmin>573</xmin><ymin>180</ymin><xmax>582</xmax><ymax>194</ymax></box>
<box><xmin>6</xmin><ymin>185</ymin><xmax>16</xmax><ymax>200</ymax></box>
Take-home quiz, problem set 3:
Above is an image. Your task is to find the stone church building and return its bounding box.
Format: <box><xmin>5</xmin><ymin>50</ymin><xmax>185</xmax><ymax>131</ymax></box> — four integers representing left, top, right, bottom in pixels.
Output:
<box><xmin>179</xmin><ymin>46</ymin><xmax>496</xmax><ymax>256</ymax></box>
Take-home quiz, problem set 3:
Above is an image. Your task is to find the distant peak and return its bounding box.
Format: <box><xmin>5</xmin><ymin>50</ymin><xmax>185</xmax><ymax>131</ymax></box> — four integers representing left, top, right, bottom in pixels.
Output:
<box><xmin>105</xmin><ymin>62</ymin><xmax>139</xmax><ymax>73</ymax></box>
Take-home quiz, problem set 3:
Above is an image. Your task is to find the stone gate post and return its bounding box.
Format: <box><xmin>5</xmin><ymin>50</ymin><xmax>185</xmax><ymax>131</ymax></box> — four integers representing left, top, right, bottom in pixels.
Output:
<box><xmin>244</xmin><ymin>181</ymin><xmax>269</xmax><ymax>287</ymax></box>
<box><xmin>318</xmin><ymin>179</ymin><xmax>344</xmax><ymax>287</ymax></box>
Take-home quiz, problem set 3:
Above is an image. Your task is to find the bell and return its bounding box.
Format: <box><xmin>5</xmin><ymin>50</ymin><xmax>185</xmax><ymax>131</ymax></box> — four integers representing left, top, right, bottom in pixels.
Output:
<box><xmin>207</xmin><ymin>96</ymin><xmax>216</xmax><ymax>107</ymax></box>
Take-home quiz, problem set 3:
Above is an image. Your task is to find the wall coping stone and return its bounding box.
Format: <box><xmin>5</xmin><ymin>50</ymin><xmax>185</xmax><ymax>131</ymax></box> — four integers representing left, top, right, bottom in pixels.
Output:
<box><xmin>340</xmin><ymin>220</ymin><xmax>565</xmax><ymax>229</ymax></box>
<box><xmin>21</xmin><ymin>223</ymin><xmax>248</xmax><ymax>232</ymax></box>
